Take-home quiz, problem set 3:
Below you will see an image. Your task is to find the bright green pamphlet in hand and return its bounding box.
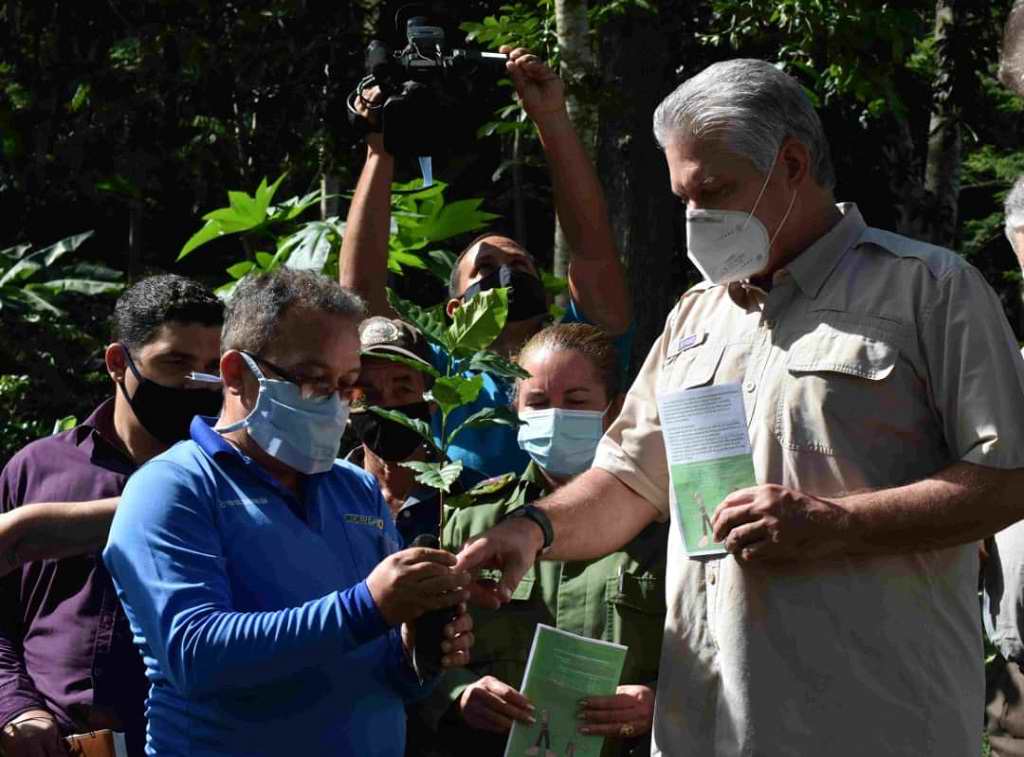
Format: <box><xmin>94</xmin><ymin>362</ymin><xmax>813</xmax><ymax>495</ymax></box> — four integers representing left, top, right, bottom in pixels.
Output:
<box><xmin>656</xmin><ymin>383</ymin><xmax>757</xmax><ymax>558</ymax></box>
<box><xmin>504</xmin><ymin>624</ymin><xmax>627</xmax><ymax>757</ymax></box>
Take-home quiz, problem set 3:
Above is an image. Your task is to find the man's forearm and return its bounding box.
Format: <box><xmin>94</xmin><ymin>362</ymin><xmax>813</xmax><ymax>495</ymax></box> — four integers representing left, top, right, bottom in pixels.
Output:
<box><xmin>537</xmin><ymin>468</ymin><xmax>659</xmax><ymax>561</ymax></box>
<box><xmin>1</xmin><ymin>499</ymin><xmax>118</xmax><ymax>572</ymax></box>
<box><xmin>339</xmin><ymin>137</ymin><xmax>395</xmax><ymax>317</ymax></box>
<box><xmin>842</xmin><ymin>461</ymin><xmax>1024</xmax><ymax>554</ymax></box>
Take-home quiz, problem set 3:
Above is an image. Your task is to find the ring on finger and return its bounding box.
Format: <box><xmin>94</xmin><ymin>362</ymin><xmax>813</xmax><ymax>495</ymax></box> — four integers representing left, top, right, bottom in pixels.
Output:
<box><xmin>619</xmin><ymin>722</ymin><xmax>635</xmax><ymax>738</ymax></box>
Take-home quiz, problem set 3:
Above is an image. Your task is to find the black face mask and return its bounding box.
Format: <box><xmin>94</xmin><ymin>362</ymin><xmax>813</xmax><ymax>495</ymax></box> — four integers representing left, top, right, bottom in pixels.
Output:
<box><xmin>118</xmin><ymin>346</ymin><xmax>223</xmax><ymax>445</ymax></box>
<box><xmin>350</xmin><ymin>402</ymin><xmax>431</xmax><ymax>462</ymax></box>
<box><xmin>460</xmin><ymin>264</ymin><xmax>548</xmax><ymax>323</ymax></box>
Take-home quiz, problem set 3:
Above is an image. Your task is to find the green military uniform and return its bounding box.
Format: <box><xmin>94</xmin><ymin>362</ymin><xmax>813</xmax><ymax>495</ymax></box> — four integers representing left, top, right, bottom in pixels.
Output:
<box><xmin>413</xmin><ymin>463</ymin><xmax>668</xmax><ymax>757</ymax></box>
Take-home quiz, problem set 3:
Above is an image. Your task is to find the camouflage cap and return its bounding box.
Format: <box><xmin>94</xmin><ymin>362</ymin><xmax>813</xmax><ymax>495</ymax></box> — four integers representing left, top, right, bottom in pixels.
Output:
<box><xmin>358</xmin><ymin>316</ymin><xmax>433</xmax><ymax>368</ymax></box>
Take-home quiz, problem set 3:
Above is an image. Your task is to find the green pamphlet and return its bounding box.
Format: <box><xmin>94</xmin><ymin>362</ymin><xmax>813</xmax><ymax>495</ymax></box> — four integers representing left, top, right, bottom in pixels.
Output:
<box><xmin>504</xmin><ymin>624</ymin><xmax>627</xmax><ymax>757</ymax></box>
<box><xmin>657</xmin><ymin>383</ymin><xmax>757</xmax><ymax>558</ymax></box>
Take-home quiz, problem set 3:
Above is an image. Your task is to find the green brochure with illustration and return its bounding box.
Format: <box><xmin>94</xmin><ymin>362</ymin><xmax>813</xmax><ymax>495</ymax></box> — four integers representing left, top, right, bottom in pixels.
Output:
<box><xmin>656</xmin><ymin>383</ymin><xmax>757</xmax><ymax>558</ymax></box>
<box><xmin>504</xmin><ymin>624</ymin><xmax>627</xmax><ymax>757</ymax></box>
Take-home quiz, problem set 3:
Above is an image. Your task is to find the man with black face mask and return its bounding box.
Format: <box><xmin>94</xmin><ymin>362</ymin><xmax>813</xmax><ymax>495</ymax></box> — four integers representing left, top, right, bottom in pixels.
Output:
<box><xmin>0</xmin><ymin>274</ymin><xmax>223</xmax><ymax>757</ymax></box>
<box><xmin>347</xmin><ymin>317</ymin><xmax>485</xmax><ymax>546</ymax></box>
<box><xmin>340</xmin><ymin>45</ymin><xmax>633</xmax><ymax>477</ymax></box>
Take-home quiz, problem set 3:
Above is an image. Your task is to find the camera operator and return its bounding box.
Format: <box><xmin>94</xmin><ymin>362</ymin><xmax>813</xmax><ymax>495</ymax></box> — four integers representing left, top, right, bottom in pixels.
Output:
<box><xmin>340</xmin><ymin>45</ymin><xmax>633</xmax><ymax>478</ymax></box>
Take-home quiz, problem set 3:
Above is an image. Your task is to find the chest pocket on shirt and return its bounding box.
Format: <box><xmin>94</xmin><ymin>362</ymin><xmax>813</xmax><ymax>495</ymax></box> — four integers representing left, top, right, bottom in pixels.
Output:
<box><xmin>605</xmin><ymin>572</ymin><xmax>665</xmax><ymax>682</ymax></box>
<box><xmin>775</xmin><ymin>326</ymin><xmax>899</xmax><ymax>458</ymax></box>
<box><xmin>663</xmin><ymin>341</ymin><xmax>726</xmax><ymax>390</ymax></box>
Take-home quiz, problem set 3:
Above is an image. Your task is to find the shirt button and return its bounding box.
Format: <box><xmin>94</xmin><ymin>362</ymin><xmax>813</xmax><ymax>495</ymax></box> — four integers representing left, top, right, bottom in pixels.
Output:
<box><xmin>708</xmin><ymin>572</ymin><xmax>717</xmax><ymax>585</ymax></box>
<box><xmin>744</xmin><ymin>380</ymin><xmax>756</xmax><ymax>393</ymax></box>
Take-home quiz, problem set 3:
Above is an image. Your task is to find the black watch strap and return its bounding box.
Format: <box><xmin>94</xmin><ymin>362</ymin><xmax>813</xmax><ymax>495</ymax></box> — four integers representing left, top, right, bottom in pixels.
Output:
<box><xmin>502</xmin><ymin>504</ymin><xmax>554</xmax><ymax>553</ymax></box>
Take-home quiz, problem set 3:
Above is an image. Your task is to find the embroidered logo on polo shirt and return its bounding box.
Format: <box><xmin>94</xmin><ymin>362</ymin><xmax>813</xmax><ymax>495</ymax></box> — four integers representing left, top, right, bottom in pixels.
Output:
<box><xmin>344</xmin><ymin>514</ymin><xmax>385</xmax><ymax>529</ymax></box>
<box><xmin>220</xmin><ymin>498</ymin><xmax>269</xmax><ymax>507</ymax></box>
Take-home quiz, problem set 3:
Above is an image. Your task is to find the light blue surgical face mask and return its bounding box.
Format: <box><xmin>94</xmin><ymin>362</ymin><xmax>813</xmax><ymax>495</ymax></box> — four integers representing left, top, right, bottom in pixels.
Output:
<box><xmin>216</xmin><ymin>352</ymin><xmax>349</xmax><ymax>475</ymax></box>
<box><xmin>516</xmin><ymin>406</ymin><xmax>608</xmax><ymax>478</ymax></box>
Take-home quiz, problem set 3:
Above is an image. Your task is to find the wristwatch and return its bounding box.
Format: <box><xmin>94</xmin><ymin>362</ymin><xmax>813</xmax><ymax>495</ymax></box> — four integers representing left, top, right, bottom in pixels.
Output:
<box><xmin>501</xmin><ymin>504</ymin><xmax>554</xmax><ymax>555</ymax></box>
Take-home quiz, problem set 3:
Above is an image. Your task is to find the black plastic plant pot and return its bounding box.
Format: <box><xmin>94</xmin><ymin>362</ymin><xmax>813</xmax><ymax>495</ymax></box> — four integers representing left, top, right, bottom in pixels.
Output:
<box><xmin>410</xmin><ymin>533</ymin><xmax>459</xmax><ymax>678</ymax></box>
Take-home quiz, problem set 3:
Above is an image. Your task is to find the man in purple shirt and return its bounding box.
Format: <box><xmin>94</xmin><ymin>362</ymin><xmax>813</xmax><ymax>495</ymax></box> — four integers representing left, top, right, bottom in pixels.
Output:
<box><xmin>0</xmin><ymin>274</ymin><xmax>223</xmax><ymax>757</ymax></box>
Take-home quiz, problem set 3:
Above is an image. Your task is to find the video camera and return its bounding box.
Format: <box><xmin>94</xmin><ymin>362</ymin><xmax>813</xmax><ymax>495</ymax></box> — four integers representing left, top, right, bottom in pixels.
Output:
<box><xmin>347</xmin><ymin>13</ymin><xmax>507</xmax><ymax>168</ymax></box>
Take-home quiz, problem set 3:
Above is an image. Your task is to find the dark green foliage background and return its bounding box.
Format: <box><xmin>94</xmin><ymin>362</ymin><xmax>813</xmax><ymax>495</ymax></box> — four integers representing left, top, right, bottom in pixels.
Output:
<box><xmin>2</xmin><ymin>0</ymin><xmax>1023</xmax><ymax>467</ymax></box>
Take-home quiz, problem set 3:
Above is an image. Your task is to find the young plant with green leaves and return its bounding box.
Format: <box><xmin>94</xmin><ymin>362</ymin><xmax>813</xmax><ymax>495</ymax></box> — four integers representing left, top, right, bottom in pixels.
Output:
<box><xmin>177</xmin><ymin>175</ymin><xmax>498</xmax><ymax>298</ymax></box>
<box><xmin>368</xmin><ymin>286</ymin><xmax>529</xmax><ymax>535</ymax></box>
<box><xmin>0</xmin><ymin>231</ymin><xmax>124</xmax><ymax>319</ymax></box>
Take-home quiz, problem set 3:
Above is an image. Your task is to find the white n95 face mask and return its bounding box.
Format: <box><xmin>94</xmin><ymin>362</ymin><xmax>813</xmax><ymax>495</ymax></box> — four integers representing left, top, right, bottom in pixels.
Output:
<box><xmin>685</xmin><ymin>151</ymin><xmax>796</xmax><ymax>285</ymax></box>
<box><xmin>217</xmin><ymin>352</ymin><xmax>349</xmax><ymax>475</ymax></box>
<box><xmin>517</xmin><ymin>407</ymin><xmax>606</xmax><ymax>477</ymax></box>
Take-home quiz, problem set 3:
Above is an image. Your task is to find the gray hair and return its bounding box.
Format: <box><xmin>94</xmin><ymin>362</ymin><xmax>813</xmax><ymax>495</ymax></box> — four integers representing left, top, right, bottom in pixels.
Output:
<box><xmin>222</xmin><ymin>269</ymin><xmax>366</xmax><ymax>355</ymax></box>
<box><xmin>1000</xmin><ymin>2</ymin><xmax>1024</xmax><ymax>96</ymax></box>
<box><xmin>653</xmin><ymin>59</ymin><xmax>836</xmax><ymax>189</ymax></box>
<box><xmin>1006</xmin><ymin>175</ymin><xmax>1024</xmax><ymax>234</ymax></box>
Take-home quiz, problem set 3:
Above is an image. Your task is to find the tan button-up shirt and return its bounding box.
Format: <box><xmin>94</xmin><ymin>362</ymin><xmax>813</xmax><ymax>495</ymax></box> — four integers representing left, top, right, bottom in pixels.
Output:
<box><xmin>594</xmin><ymin>204</ymin><xmax>1024</xmax><ymax>756</ymax></box>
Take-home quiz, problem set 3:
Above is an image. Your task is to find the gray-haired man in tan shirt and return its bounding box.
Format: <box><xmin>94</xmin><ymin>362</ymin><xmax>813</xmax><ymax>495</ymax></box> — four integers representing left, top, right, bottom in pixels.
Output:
<box><xmin>457</xmin><ymin>58</ymin><xmax>1024</xmax><ymax>757</ymax></box>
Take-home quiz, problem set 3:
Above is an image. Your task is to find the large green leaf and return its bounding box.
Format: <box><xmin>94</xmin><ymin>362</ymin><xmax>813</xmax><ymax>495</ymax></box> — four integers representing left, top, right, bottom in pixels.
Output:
<box><xmin>448</xmin><ymin>288</ymin><xmax>508</xmax><ymax>357</ymax></box>
<box><xmin>400</xmin><ymin>459</ymin><xmax>464</xmax><ymax>494</ymax></box>
<box><xmin>178</xmin><ymin>220</ymin><xmax>223</xmax><ymax>260</ymax></box>
<box><xmin>386</xmin><ymin>289</ymin><xmax>451</xmax><ymax>350</ymax></box>
<box><xmin>423</xmin><ymin>198</ymin><xmax>500</xmax><ymax>242</ymax></box>
<box><xmin>7</xmin><ymin>287</ymin><xmax>62</xmax><ymax>315</ymax></box>
<box><xmin>466</xmin><ymin>350</ymin><xmax>531</xmax><ymax>381</ymax></box>
<box><xmin>367</xmin><ymin>406</ymin><xmax>436</xmax><ymax>448</ymax></box>
<box><xmin>227</xmin><ymin>190</ymin><xmax>265</xmax><ymax>226</ymax></box>
<box><xmin>27</xmin><ymin>279</ymin><xmax>124</xmax><ymax>296</ymax></box>
<box><xmin>0</xmin><ymin>258</ymin><xmax>41</xmax><ymax>286</ymax></box>
<box><xmin>254</xmin><ymin>174</ymin><xmax>287</xmax><ymax>216</ymax></box>
<box><xmin>0</xmin><ymin>243</ymin><xmax>32</xmax><ymax>260</ymax></box>
<box><xmin>33</xmin><ymin>231</ymin><xmax>94</xmax><ymax>267</ymax></box>
<box><xmin>448</xmin><ymin>406</ymin><xmax>522</xmax><ymax>445</ymax></box>
<box><xmin>428</xmin><ymin>375</ymin><xmax>484</xmax><ymax>417</ymax></box>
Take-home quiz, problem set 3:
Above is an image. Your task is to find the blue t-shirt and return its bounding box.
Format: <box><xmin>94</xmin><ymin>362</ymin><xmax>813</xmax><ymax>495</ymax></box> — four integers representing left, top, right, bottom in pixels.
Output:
<box><xmin>103</xmin><ymin>417</ymin><xmax>428</xmax><ymax>757</ymax></box>
<box><xmin>432</xmin><ymin>300</ymin><xmax>634</xmax><ymax>477</ymax></box>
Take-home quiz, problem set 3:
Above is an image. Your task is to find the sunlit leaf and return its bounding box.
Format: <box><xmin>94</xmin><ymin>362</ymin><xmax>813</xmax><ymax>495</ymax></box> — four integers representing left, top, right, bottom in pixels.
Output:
<box><xmin>27</xmin><ymin>279</ymin><xmax>123</xmax><ymax>296</ymax></box>
<box><xmin>51</xmin><ymin>415</ymin><xmax>78</xmax><ymax>434</ymax></box>
<box><xmin>179</xmin><ymin>220</ymin><xmax>223</xmax><ymax>260</ymax></box>
<box><xmin>428</xmin><ymin>375</ymin><xmax>484</xmax><ymax>417</ymax></box>
<box><xmin>400</xmin><ymin>459</ymin><xmax>464</xmax><ymax>493</ymax></box>
<box><xmin>386</xmin><ymin>289</ymin><xmax>451</xmax><ymax>350</ymax></box>
<box><xmin>448</xmin><ymin>288</ymin><xmax>508</xmax><ymax>357</ymax></box>
<box><xmin>226</xmin><ymin>261</ymin><xmax>255</xmax><ymax>280</ymax></box>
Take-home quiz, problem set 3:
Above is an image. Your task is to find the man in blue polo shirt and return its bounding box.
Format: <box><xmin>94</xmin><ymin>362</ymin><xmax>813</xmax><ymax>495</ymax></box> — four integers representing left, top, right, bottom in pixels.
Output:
<box><xmin>103</xmin><ymin>269</ymin><xmax>474</xmax><ymax>757</ymax></box>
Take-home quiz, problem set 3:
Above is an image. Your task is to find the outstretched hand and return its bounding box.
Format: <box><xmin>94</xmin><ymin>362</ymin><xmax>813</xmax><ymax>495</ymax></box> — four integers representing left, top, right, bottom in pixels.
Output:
<box><xmin>500</xmin><ymin>45</ymin><xmax>566</xmax><ymax>124</ymax></box>
<box><xmin>454</xmin><ymin>517</ymin><xmax>544</xmax><ymax>609</ymax></box>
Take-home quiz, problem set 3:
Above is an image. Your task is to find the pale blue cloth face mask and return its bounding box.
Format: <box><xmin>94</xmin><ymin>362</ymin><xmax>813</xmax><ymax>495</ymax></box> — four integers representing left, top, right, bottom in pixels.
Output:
<box><xmin>216</xmin><ymin>352</ymin><xmax>349</xmax><ymax>475</ymax></box>
<box><xmin>516</xmin><ymin>406</ymin><xmax>608</xmax><ymax>477</ymax></box>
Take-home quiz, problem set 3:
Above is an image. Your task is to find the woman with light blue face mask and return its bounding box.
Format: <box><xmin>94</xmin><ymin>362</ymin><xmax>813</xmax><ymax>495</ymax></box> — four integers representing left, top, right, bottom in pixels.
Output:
<box><xmin>416</xmin><ymin>324</ymin><xmax>669</xmax><ymax>757</ymax></box>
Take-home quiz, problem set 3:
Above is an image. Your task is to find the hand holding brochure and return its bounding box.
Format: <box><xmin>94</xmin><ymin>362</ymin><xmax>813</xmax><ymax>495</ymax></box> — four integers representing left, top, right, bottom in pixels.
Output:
<box><xmin>505</xmin><ymin>624</ymin><xmax>627</xmax><ymax>757</ymax></box>
<box><xmin>657</xmin><ymin>383</ymin><xmax>757</xmax><ymax>557</ymax></box>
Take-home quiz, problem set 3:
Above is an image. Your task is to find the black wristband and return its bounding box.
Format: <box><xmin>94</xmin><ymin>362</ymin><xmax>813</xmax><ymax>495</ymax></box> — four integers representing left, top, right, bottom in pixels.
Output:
<box><xmin>501</xmin><ymin>504</ymin><xmax>554</xmax><ymax>553</ymax></box>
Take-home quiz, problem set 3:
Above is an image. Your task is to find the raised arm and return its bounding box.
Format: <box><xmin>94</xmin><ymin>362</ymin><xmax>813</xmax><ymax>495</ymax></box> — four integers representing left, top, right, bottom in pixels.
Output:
<box><xmin>503</xmin><ymin>46</ymin><xmax>632</xmax><ymax>336</ymax></box>
<box><xmin>338</xmin><ymin>95</ymin><xmax>396</xmax><ymax>317</ymax></box>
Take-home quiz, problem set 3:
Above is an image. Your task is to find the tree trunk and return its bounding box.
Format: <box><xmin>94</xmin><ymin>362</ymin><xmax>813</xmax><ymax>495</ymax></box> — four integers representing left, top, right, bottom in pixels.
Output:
<box><xmin>923</xmin><ymin>0</ymin><xmax>961</xmax><ymax>249</ymax></box>
<box><xmin>553</xmin><ymin>0</ymin><xmax>595</xmax><ymax>306</ymax></box>
<box><xmin>596</xmin><ymin>9</ymin><xmax>685</xmax><ymax>376</ymax></box>
<box><xmin>321</xmin><ymin>173</ymin><xmax>340</xmax><ymax>219</ymax></box>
